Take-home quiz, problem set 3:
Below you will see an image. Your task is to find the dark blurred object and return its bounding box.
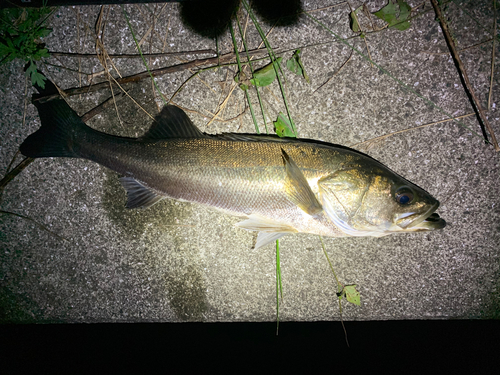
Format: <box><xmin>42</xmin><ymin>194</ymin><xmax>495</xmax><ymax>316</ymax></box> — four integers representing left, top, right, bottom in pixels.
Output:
<box><xmin>181</xmin><ymin>0</ymin><xmax>302</xmax><ymax>39</ymax></box>
<box><xmin>251</xmin><ymin>0</ymin><xmax>302</xmax><ymax>26</ymax></box>
<box><xmin>2</xmin><ymin>0</ymin><xmax>302</xmax><ymax>39</ymax></box>
<box><xmin>180</xmin><ymin>0</ymin><xmax>240</xmax><ymax>39</ymax></box>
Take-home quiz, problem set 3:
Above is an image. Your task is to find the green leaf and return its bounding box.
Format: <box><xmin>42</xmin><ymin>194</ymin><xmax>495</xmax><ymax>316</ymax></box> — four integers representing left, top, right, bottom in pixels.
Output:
<box><xmin>373</xmin><ymin>0</ymin><xmax>411</xmax><ymax>31</ymax></box>
<box><xmin>30</xmin><ymin>70</ymin><xmax>46</xmax><ymax>89</ymax></box>
<box><xmin>25</xmin><ymin>60</ymin><xmax>37</xmax><ymax>76</ymax></box>
<box><xmin>343</xmin><ymin>284</ymin><xmax>361</xmax><ymax>306</ymax></box>
<box><xmin>249</xmin><ymin>57</ymin><xmax>282</xmax><ymax>87</ymax></box>
<box><xmin>38</xmin><ymin>28</ymin><xmax>52</xmax><ymax>38</ymax></box>
<box><xmin>273</xmin><ymin>112</ymin><xmax>296</xmax><ymax>138</ymax></box>
<box><xmin>6</xmin><ymin>37</ymin><xmax>14</xmax><ymax>49</ymax></box>
<box><xmin>38</xmin><ymin>48</ymin><xmax>50</xmax><ymax>58</ymax></box>
<box><xmin>374</xmin><ymin>1</ymin><xmax>397</xmax><ymax>25</ymax></box>
<box><xmin>349</xmin><ymin>5</ymin><xmax>363</xmax><ymax>33</ymax></box>
<box><xmin>0</xmin><ymin>41</ymin><xmax>12</xmax><ymax>54</ymax></box>
<box><xmin>0</xmin><ymin>6</ymin><xmax>53</xmax><ymax>66</ymax></box>
<box><xmin>398</xmin><ymin>0</ymin><xmax>411</xmax><ymax>20</ymax></box>
<box><xmin>286</xmin><ymin>49</ymin><xmax>309</xmax><ymax>83</ymax></box>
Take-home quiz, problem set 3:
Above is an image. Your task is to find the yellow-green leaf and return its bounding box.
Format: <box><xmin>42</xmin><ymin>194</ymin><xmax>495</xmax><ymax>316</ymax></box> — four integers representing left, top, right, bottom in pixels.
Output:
<box><xmin>249</xmin><ymin>57</ymin><xmax>282</xmax><ymax>87</ymax></box>
<box><xmin>349</xmin><ymin>5</ymin><xmax>363</xmax><ymax>33</ymax></box>
<box><xmin>273</xmin><ymin>112</ymin><xmax>296</xmax><ymax>138</ymax></box>
<box><xmin>343</xmin><ymin>284</ymin><xmax>360</xmax><ymax>306</ymax></box>
<box><xmin>286</xmin><ymin>50</ymin><xmax>309</xmax><ymax>83</ymax></box>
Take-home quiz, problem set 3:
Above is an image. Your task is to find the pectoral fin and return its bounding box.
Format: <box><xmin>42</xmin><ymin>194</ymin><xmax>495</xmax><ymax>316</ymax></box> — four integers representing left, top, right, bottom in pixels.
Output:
<box><xmin>119</xmin><ymin>177</ymin><xmax>165</xmax><ymax>209</ymax></box>
<box><xmin>281</xmin><ymin>149</ymin><xmax>323</xmax><ymax>216</ymax></box>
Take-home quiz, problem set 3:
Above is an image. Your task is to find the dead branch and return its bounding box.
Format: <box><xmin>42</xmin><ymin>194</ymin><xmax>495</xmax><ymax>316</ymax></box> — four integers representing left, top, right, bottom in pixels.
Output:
<box><xmin>49</xmin><ymin>50</ymin><xmax>217</xmax><ymax>59</ymax></box>
<box><xmin>80</xmin><ymin>91</ymin><xmax>127</xmax><ymax>122</ymax></box>
<box><xmin>0</xmin><ymin>157</ymin><xmax>34</xmax><ymax>193</ymax></box>
<box><xmin>34</xmin><ymin>48</ymin><xmax>271</xmax><ymax>103</ymax></box>
<box><xmin>430</xmin><ymin>0</ymin><xmax>499</xmax><ymax>151</ymax></box>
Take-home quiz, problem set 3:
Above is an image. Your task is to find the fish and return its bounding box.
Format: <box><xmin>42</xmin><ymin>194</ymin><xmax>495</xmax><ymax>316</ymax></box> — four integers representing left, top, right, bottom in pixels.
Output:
<box><xmin>20</xmin><ymin>97</ymin><xmax>445</xmax><ymax>249</ymax></box>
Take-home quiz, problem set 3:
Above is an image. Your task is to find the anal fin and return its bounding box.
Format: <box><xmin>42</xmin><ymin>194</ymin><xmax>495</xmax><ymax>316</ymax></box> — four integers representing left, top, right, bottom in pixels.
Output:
<box><xmin>235</xmin><ymin>214</ymin><xmax>296</xmax><ymax>250</ymax></box>
<box><xmin>119</xmin><ymin>177</ymin><xmax>165</xmax><ymax>209</ymax></box>
<box><xmin>235</xmin><ymin>214</ymin><xmax>298</xmax><ymax>233</ymax></box>
<box><xmin>255</xmin><ymin>232</ymin><xmax>287</xmax><ymax>249</ymax></box>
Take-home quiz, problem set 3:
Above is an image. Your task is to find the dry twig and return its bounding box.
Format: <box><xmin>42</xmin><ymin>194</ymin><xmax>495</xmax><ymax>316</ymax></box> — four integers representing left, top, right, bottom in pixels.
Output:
<box><xmin>350</xmin><ymin>112</ymin><xmax>476</xmax><ymax>149</ymax></box>
<box><xmin>0</xmin><ymin>210</ymin><xmax>70</xmax><ymax>242</ymax></box>
<box><xmin>488</xmin><ymin>0</ymin><xmax>497</xmax><ymax>110</ymax></box>
<box><xmin>430</xmin><ymin>0</ymin><xmax>499</xmax><ymax>151</ymax></box>
<box><xmin>34</xmin><ymin>48</ymin><xmax>271</xmax><ymax>102</ymax></box>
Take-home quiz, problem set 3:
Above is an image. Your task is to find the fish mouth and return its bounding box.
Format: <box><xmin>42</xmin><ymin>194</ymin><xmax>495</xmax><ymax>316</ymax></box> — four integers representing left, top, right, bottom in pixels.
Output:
<box><xmin>395</xmin><ymin>202</ymin><xmax>446</xmax><ymax>231</ymax></box>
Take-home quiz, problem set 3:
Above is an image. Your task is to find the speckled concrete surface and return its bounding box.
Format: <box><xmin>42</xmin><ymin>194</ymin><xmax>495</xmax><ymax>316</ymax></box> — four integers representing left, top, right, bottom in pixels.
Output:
<box><xmin>0</xmin><ymin>1</ymin><xmax>499</xmax><ymax>322</ymax></box>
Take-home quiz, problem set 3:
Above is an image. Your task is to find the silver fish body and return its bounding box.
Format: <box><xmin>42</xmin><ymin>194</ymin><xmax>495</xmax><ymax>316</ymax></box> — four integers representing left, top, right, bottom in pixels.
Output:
<box><xmin>20</xmin><ymin>101</ymin><xmax>445</xmax><ymax>248</ymax></box>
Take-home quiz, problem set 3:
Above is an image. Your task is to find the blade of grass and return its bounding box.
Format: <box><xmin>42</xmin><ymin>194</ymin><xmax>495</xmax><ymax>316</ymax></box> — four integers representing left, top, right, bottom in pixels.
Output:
<box><xmin>242</xmin><ymin>0</ymin><xmax>297</xmax><ymax>135</ymax></box>
<box><xmin>229</xmin><ymin>23</ymin><xmax>260</xmax><ymax>133</ymax></box>
<box><xmin>488</xmin><ymin>0</ymin><xmax>497</xmax><ymax>110</ymax></box>
<box><xmin>233</xmin><ymin>9</ymin><xmax>285</xmax><ymax>331</ymax></box>
<box><xmin>236</xmin><ymin>14</ymin><xmax>269</xmax><ymax>133</ymax></box>
<box><xmin>121</xmin><ymin>5</ymin><xmax>167</xmax><ymax>105</ymax></box>
<box><xmin>319</xmin><ymin>236</ymin><xmax>349</xmax><ymax>347</ymax></box>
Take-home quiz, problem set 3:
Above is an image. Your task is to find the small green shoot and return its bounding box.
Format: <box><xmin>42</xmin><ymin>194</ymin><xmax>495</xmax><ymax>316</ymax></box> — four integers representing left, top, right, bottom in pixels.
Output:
<box><xmin>274</xmin><ymin>112</ymin><xmax>296</xmax><ymax>138</ymax></box>
<box><xmin>235</xmin><ymin>14</ymin><xmax>269</xmax><ymax>133</ymax></box>
<box><xmin>373</xmin><ymin>0</ymin><xmax>412</xmax><ymax>31</ymax></box>
<box><xmin>286</xmin><ymin>49</ymin><xmax>309</xmax><ymax>83</ymax></box>
<box><xmin>0</xmin><ymin>5</ymin><xmax>54</xmax><ymax>88</ymax></box>
<box><xmin>249</xmin><ymin>57</ymin><xmax>282</xmax><ymax>87</ymax></box>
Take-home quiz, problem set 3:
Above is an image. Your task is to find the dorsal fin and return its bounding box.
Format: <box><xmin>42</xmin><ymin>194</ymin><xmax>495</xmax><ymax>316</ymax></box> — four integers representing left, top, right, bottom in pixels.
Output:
<box><xmin>140</xmin><ymin>105</ymin><xmax>206</xmax><ymax>140</ymax></box>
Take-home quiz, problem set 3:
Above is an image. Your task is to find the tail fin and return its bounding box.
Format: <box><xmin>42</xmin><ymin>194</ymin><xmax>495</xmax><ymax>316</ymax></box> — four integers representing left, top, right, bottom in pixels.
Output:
<box><xmin>20</xmin><ymin>98</ymin><xmax>90</xmax><ymax>158</ymax></box>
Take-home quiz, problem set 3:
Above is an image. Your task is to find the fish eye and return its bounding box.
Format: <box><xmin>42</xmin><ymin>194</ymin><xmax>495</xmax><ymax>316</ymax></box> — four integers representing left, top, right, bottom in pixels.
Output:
<box><xmin>395</xmin><ymin>187</ymin><xmax>414</xmax><ymax>205</ymax></box>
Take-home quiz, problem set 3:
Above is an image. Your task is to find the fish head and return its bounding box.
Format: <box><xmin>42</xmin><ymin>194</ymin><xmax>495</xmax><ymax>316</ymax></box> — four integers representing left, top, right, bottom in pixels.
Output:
<box><xmin>317</xmin><ymin>161</ymin><xmax>446</xmax><ymax>237</ymax></box>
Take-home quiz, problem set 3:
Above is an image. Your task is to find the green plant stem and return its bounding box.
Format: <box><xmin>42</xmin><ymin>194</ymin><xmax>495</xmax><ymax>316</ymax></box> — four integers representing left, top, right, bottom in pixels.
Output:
<box><xmin>229</xmin><ymin>23</ymin><xmax>260</xmax><ymax>133</ymax></box>
<box><xmin>236</xmin><ymin>15</ymin><xmax>269</xmax><ymax>134</ymax></box>
<box><xmin>242</xmin><ymin>0</ymin><xmax>297</xmax><ymax>135</ymax></box>
<box><xmin>319</xmin><ymin>236</ymin><xmax>349</xmax><ymax>347</ymax></box>
<box><xmin>319</xmin><ymin>236</ymin><xmax>342</xmax><ymax>292</ymax></box>
<box><xmin>121</xmin><ymin>5</ymin><xmax>167</xmax><ymax>105</ymax></box>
